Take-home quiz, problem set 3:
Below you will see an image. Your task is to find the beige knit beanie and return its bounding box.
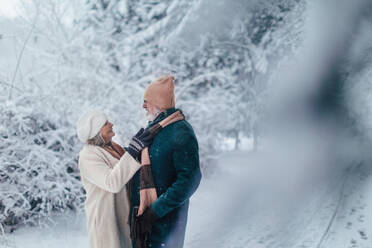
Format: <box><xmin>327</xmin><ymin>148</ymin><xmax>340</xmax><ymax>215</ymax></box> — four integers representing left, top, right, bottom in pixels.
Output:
<box><xmin>144</xmin><ymin>75</ymin><xmax>175</xmax><ymax>110</ymax></box>
<box><xmin>76</xmin><ymin>111</ymin><xmax>107</xmax><ymax>142</ymax></box>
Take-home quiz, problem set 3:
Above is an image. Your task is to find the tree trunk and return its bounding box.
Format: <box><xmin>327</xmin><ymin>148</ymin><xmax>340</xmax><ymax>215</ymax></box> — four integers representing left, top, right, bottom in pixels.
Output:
<box><xmin>253</xmin><ymin>127</ymin><xmax>258</xmax><ymax>152</ymax></box>
<box><xmin>234</xmin><ymin>131</ymin><xmax>240</xmax><ymax>150</ymax></box>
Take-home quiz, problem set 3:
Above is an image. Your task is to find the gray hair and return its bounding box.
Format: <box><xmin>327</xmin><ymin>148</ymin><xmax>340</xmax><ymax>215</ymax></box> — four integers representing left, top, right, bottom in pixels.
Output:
<box><xmin>87</xmin><ymin>132</ymin><xmax>106</xmax><ymax>147</ymax></box>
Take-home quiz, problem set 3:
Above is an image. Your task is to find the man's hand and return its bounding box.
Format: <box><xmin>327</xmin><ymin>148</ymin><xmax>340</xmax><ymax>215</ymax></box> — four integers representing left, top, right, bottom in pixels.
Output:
<box><xmin>131</xmin><ymin>206</ymin><xmax>159</xmax><ymax>248</ymax></box>
<box><xmin>137</xmin><ymin>207</ymin><xmax>159</xmax><ymax>235</ymax></box>
<box><xmin>131</xmin><ymin>206</ymin><xmax>146</xmax><ymax>248</ymax></box>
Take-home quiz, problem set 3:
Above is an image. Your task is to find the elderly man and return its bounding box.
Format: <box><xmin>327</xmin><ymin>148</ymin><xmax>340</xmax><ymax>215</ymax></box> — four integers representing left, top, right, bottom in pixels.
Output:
<box><xmin>129</xmin><ymin>75</ymin><xmax>202</xmax><ymax>248</ymax></box>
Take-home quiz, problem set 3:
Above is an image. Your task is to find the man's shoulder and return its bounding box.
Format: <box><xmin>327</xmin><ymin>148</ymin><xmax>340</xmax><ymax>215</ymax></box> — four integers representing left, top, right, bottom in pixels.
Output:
<box><xmin>170</xmin><ymin>119</ymin><xmax>195</xmax><ymax>134</ymax></box>
<box><xmin>167</xmin><ymin>120</ymin><xmax>197</xmax><ymax>146</ymax></box>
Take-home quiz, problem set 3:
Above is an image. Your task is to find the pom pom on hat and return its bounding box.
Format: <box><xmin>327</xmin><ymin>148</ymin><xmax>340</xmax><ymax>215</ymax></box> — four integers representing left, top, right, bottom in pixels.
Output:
<box><xmin>76</xmin><ymin>111</ymin><xmax>108</xmax><ymax>142</ymax></box>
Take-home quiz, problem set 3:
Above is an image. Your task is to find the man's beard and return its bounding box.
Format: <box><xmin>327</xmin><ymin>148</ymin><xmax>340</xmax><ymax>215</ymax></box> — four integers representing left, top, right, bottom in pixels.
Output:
<box><xmin>146</xmin><ymin>108</ymin><xmax>161</xmax><ymax>122</ymax></box>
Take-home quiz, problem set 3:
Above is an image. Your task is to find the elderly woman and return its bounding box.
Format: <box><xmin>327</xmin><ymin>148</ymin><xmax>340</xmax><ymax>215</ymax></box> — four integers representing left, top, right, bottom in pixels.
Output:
<box><xmin>76</xmin><ymin>110</ymin><xmax>183</xmax><ymax>248</ymax></box>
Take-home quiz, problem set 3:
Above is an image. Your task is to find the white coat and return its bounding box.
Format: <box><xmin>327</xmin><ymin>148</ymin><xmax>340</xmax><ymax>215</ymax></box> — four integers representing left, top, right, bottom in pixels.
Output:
<box><xmin>78</xmin><ymin>144</ymin><xmax>141</xmax><ymax>248</ymax></box>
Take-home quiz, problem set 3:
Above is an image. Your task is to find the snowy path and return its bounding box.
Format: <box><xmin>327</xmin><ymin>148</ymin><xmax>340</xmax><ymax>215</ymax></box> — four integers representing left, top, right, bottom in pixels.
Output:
<box><xmin>185</xmin><ymin>152</ymin><xmax>372</xmax><ymax>248</ymax></box>
<box><xmin>2</xmin><ymin>151</ymin><xmax>372</xmax><ymax>248</ymax></box>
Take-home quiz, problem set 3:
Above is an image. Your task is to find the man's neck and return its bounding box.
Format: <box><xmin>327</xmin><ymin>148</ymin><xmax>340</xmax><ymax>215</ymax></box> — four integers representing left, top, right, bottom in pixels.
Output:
<box><xmin>155</xmin><ymin>108</ymin><xmax>176</xmax><ymax>121</ymax></box>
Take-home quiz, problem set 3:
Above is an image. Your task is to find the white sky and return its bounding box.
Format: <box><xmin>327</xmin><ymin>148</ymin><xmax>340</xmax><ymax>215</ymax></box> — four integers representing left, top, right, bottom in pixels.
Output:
<box><xmin>0</xmin><ymin>1</ymin><xmax>20</xmax><ymax>18</ymax></box>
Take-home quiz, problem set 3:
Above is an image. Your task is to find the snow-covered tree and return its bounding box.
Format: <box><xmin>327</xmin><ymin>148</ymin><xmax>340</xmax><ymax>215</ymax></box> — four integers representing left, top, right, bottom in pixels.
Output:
<box><xmin>0</xmin><ymin>0</ymin><xmax>307</xmax><ymax>231</ymax></box>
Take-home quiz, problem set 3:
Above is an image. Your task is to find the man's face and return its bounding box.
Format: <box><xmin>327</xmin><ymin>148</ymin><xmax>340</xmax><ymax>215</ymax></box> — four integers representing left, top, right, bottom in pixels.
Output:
<box><xmin>143</xmin><ymin>100</ymin><xmax>161</xmax><ymax>121</ymax></box>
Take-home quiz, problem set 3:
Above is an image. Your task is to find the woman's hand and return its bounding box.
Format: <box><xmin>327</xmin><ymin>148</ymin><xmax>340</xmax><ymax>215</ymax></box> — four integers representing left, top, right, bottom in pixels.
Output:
<box><xmin>126</xmin><ymin>128</ymin><xmax>154</xmax><ymax>161</ymax></box>
<box><xmin>126</xmin><ymin>111</ymin><xmax>184</xmax><ymax>161</ymax></box>
<box><xmin>147</xmin><ymin>123</ymin><xmax>162</xmax><ymax>136</ymax></box>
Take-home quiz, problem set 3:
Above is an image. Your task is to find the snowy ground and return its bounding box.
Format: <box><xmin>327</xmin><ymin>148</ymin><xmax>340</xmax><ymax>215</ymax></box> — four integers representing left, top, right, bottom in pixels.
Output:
<box><xmin>186</xmin><ymin>151</ymin><xmax>372</xmax><ymax>248</ymax></box>
<box><xmin>1</xmin><ymin>151</ymin><xmax>372</xmax><ymax>248</ymax></box>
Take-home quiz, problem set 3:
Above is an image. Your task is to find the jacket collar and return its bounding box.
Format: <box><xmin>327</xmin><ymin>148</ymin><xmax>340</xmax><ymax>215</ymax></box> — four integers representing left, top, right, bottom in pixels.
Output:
<box><xmin>148</xmin><ymin>108</ymin><xmax>178</xmax><ymax>127</ymax></box>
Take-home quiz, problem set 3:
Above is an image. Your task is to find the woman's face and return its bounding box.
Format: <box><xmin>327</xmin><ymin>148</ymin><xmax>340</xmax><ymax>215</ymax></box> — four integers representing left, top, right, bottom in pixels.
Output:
<box><xmin>100</xmin><ymin>121</ymin><xmax>115</xmax><ymax>142</ymax></box>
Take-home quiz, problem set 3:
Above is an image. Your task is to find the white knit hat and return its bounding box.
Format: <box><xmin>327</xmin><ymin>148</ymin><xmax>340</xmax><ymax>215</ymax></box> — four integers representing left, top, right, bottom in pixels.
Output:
<box><xmin>76</xmin><ymin>111</ymin><xmax>108</xmax><ymax>142</ymax></box>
